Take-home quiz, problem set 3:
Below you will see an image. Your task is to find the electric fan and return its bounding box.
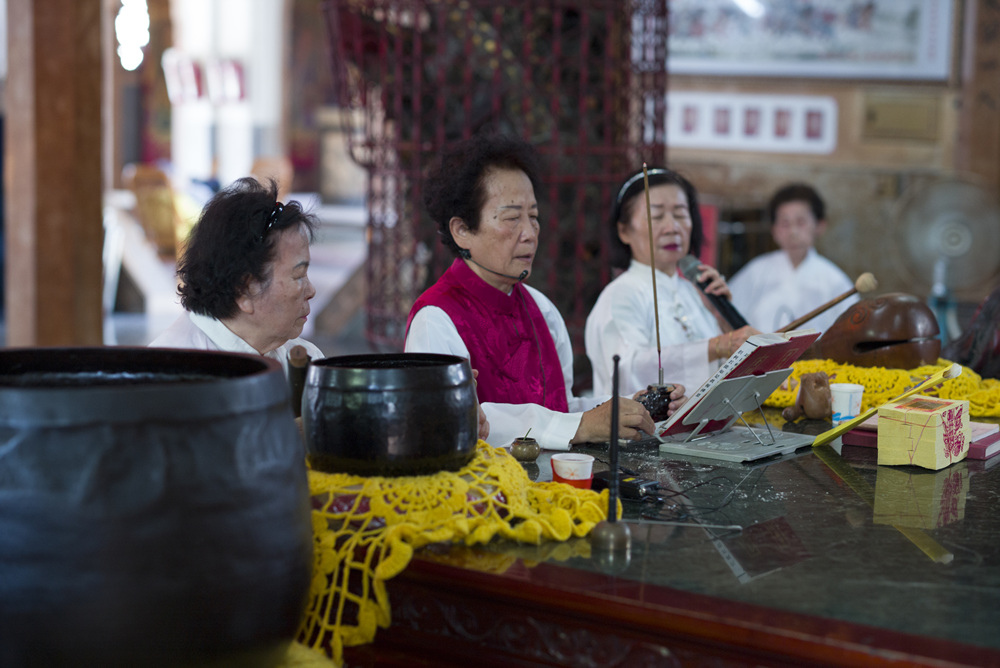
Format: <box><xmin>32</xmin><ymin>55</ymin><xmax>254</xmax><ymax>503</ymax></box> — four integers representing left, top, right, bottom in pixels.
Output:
<box><xmin>889</xmin><ymin>177</ymin><xmax>1000</xmax><ymax>342</ymax></box>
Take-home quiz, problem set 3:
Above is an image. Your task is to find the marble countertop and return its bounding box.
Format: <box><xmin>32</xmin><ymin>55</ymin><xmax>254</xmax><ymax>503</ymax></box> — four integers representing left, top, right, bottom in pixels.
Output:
<box><xmin>495</xmin><ymin>431</ymin><xmax>1000</xmax><ymax>654</ymax></box>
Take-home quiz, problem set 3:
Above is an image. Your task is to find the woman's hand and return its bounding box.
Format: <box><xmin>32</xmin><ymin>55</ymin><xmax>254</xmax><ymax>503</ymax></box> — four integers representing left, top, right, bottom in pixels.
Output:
<box><xmin>693</xmin><ymin>263</ymin><xmax>732</xmax><ymax>299</ymax></box>
<box><xmin>472</xmin><ymin>369</ymin><xmax>490</xmax><ymax>440</ymax></box>
<box><xmin>664</xmin><ymin>383</ymin><xmax>686</xmax><ymax>416</ymax></box>
<box><xmin>728</xmin><ymin>325</ymin><xmax>759</xmax><ymax>351</ymax></box>
<box><xmin>710</xmin><ymin>325</ymin><xmax>762</xmax><ymax>361</ymax></box>
<box><xmin>571</xmin><ymin>397</ymin><xmax>655</xmax><ymax>444</ymax></box>
<box><xmin>477</xmin><ymin>404</ymin><xmax>490</xmax><ymax>440</ymax></box>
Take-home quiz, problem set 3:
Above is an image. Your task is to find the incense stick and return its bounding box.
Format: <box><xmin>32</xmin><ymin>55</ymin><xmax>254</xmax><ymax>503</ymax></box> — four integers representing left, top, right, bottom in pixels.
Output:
<box><xmin>608</xmin><ymin>355</ymin><xmax>620</xmax><ymax>522</ymax></box>
<box><xmin>643</xmin><ymin>164</ymin><xmax>663</xmax><ymax>385</ymax></box>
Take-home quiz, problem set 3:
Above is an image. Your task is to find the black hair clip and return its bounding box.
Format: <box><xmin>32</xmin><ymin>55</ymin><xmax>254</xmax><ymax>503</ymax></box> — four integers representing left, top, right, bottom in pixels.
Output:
<box><xmin>256</xmin><ymin>202</ymin><xmax>284</xmax><ymax>243</ymax></box>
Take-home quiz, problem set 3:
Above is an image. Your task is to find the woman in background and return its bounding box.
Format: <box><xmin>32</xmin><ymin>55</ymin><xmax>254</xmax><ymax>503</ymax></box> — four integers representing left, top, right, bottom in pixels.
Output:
<box><xmin>585</xmin><ymin>167</ymin><xmax>758</xmax><ymax>396</ymax></box>
<box><xmin>729</xmin><ymin>182</ymin><xmax>856</xmax><ymax>333</ymax></box>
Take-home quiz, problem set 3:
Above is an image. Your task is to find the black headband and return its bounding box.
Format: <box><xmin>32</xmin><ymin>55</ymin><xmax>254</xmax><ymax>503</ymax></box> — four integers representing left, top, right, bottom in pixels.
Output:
<box><xmin>614</xmin><ymin>168</ymin><xmax>670</xmax><ymax>208</ymax></box>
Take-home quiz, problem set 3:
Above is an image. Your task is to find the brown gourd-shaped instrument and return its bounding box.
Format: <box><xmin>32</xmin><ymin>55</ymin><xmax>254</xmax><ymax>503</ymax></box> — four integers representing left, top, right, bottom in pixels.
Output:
<box><xmin>804</xmin><ymin>293</ymin><xmax>941</xmax><ymax>369</ymax></box>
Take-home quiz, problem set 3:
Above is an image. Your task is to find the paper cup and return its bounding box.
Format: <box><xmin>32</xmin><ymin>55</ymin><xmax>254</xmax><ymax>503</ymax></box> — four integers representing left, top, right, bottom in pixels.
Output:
<box><xmin>550</xmin><ymin>453</ymin><xmax>594</xmax><ymax>489</ymax></box>
<box><xmin>830</xmin><ymin>383</ymin><xmax>864</xmax><ymax>426</ymax></box>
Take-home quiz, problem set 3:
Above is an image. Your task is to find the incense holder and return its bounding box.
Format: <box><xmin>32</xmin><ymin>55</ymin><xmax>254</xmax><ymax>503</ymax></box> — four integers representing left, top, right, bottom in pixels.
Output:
<box><xmin>0</xmin><ymin>347</ymin><xmax>311</xmax><ymax>667</ymax></box>
<box><xmin>303</xmin><ymin>353</ymin><xmax>478</xmax><ymax>476</ymax></box>
<box><xmin>510</xmin><ymin>437</ymin><xmax>541</xmax><ymax>462</ymax></box>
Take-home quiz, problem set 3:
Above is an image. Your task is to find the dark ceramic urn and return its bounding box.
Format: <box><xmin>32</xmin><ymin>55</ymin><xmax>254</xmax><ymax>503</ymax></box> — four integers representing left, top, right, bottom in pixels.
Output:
<box><xmin>0</xmin><ymin>348</ymin><xmax>313</xmax><ymax>668</ymax></box>
<box><xmin>302</xmin><ymin>353</ymin><xmax>478</xmax><ymax>476</ymax></box>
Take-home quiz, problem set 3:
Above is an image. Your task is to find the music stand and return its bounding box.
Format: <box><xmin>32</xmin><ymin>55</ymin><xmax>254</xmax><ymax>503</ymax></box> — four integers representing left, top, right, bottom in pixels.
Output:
<box><xmin>658</xmin><ymin>368</ymin><xmax>814</xmax><ymax>463</ymax></box>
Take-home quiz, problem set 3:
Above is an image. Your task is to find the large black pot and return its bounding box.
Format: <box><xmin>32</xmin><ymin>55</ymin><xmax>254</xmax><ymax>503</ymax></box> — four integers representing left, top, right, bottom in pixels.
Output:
<box><xmin>302</xmin><ymin>353</ymin><xmax>478</xmax><ymax>476</ymax></box>
<box><xmin>0</xmin><ymin>348</ymin><xmax>313</xmax><ymax>668</ymax></box>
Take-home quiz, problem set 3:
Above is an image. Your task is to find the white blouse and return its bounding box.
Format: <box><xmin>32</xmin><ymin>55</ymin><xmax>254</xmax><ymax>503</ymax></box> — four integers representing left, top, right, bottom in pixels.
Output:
<box><xmin>585</xmin><ymin>259</ymin><xmax>723</xmax><ymax>396</ymax></box>
<box><xmin>149</xmin><ymin>311</ymin><xmax>325</xmax><ymax>377</ymax></box>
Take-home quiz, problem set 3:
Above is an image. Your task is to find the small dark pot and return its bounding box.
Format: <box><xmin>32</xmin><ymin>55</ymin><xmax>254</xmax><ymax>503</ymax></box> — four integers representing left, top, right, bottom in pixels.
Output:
<box><xmin>640</xmin><ymin>383</ymin><xmax>676</xmax><ymax>422</ymax></box>
<box><xmin>302</xmin><ymin>353</ymin><xmax>478</xmax><ymax>476</ymax></box>
<box><xmin>510</xmin><ymin>437</ymin><xmax>541</xmax><ymax>462</ymax></box>
<box><xmin>0</xmin><ymin>348</ymin><xmax>313</xmax><ymax>668</ymax></box>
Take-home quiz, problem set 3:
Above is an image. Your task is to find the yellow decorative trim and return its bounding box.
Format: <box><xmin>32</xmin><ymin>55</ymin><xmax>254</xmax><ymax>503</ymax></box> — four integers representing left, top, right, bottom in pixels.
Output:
<box><xmin>297</xmin><ymin>441</ymin><xmax>613</xmax><ymax>665</ymax></box>
<box><xmin>767</xmin><ymin>358</ymin><xmax>1000</xmax><ymax>418</ymax></box>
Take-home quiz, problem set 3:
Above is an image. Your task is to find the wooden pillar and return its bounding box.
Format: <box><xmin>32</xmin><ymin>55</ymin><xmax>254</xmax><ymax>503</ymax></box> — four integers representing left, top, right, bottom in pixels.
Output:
<box><xmin>6</xmin><ymin>0</ymin><xmax>104</xmax><ymax>346</ymax></box>
<box><xmin>956</xmin><ymin>0</ymin><xmax>1000</xmax><ymax>188</ymax></box>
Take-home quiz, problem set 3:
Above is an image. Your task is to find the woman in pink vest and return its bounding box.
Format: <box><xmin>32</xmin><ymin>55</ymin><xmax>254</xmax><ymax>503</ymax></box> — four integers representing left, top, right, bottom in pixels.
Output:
<box><xmin>405</xmin><ymin>134</ymin><xmax>684</xmax><ymax>451</ymax></box>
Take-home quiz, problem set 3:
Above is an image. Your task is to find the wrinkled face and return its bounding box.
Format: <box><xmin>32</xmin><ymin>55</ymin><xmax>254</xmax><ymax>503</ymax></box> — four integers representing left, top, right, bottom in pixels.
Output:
<box><xmin>457</xmin><ymin>167</ymin><xmax>539</xmax><ymax>292</ymax></box>
<box><xmin>772</xmin><ymin>200</ymin><xmax>822</xmax><ymax>256</ymax></box>
<box><xmin>246</xmin><ymin>224</ymin><xmax>316</xmax><ymax>349</ymax></box>
<box><xmin>618</xmin><ymin>183</ymin><xmax>691</xmax><ymax>276</ymax></box>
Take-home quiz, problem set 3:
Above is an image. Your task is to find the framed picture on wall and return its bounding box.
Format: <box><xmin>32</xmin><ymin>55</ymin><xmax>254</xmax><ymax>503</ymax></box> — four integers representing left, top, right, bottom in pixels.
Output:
<box><xmin>668</xmin><ymin>0</ymin><xmax>953</xmax><ymax>80</ymax></box>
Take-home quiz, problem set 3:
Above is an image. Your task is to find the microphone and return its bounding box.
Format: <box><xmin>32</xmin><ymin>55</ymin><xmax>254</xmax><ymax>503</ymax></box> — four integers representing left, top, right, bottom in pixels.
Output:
<box><xmin>459</xmin><ymin>248</ymin><xmax>528</xmax><ymax>282</ymax></box>
<box><xmin>677</xmin><ymin>255</ymin><xmax>749</xmax><ymax>330</ymax></box>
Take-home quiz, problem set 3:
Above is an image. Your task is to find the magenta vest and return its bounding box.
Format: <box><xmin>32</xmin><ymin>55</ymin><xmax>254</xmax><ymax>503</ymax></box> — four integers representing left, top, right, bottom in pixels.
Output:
<box><xmin>407</xmin><ymin>259</ymin><xmax>569</xmax><ymax>412</ymax></box>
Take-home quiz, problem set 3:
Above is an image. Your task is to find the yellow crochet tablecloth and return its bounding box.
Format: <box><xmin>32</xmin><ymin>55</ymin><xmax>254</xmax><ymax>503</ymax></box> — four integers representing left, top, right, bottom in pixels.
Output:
<box><xmin>296</xmin><ymin>441</ymin><xmax>612</xmax><ymax>666</ymax></box>
<box><xmin>280</xmin><ymin>643</ymin><xmax>338</xmax><ymax>667</ymax></box>
<box><xmin>765</xmin><ymin>358</ymin><xmax>1000</xmax><ymax>418</ymax></box>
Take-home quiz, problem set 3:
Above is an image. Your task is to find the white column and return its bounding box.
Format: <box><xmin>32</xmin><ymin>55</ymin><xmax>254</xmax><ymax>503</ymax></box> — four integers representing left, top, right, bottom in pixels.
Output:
<box><xmin>169</xmin><ymin>0</ymin><xmax>217</xmax><ymax>192</ymax></box>
<box><xmin>169</xmin><ymin>0</ymin><xmax>286</xmax><ymax>190</ymax></box>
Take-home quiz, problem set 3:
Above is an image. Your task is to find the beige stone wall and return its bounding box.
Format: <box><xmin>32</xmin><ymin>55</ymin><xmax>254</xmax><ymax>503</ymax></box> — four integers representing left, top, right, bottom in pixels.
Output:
<box><xmin>661</xmin><ymin>1</ymin><xmax>1000</xmax><ymax>307</ymax></box>
<box><xmin>667</xmin><ymin>76</ymin><xmax>998</xmax><ymax>304</ymax></box>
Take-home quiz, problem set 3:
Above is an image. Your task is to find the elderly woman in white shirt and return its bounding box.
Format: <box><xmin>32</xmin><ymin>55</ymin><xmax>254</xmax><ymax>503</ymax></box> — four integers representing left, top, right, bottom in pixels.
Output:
<box><xmin>152</xmin><ymin>176</ymin><xmax>494</xmax><ymax>439</ymax></box>
<box><xmin>149</xmin><ymin>177</ymin><xmax>325</xmax><ymax>375</ymax></box>
<box><xmin>405</xmin><ymin>134</ymin><xmax>681</xmax><ymax>451</ymax></box>
<box><xmin>585</xmin><ymin>168</ymin><xmax>759</xmax><ymax>397</ymax></box>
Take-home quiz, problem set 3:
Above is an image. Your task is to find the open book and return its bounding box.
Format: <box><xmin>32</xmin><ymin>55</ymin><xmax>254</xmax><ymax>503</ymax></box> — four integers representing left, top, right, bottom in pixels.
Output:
<box><xmin>656</xmin><ymin>329</ymin><xmax>821</xmax><ymax>440</ymax></box>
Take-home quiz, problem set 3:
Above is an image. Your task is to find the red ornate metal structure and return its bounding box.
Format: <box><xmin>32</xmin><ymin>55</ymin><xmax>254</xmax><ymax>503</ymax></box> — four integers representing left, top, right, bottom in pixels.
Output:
<box><xmin>323</xmin><ymin>0</ymin><xmax>668</xmax><ymax>380</ymax></box>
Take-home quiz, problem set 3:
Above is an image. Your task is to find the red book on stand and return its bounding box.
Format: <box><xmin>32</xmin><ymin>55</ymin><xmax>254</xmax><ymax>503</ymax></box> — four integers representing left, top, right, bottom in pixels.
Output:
<box><xmin>656</xmin><ymin>330</ymin><xmax>820</xmax><ymax>438</ymax></box>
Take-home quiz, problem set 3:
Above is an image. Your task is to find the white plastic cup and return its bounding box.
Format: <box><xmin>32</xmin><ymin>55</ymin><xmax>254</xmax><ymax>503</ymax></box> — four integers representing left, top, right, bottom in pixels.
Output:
<box><xmin>830</xmin><ymin>383</ymin><xmax>864</xmax><ymax>426</ymax></box>
<box><xmin>550</xmin><ymin>453</ymin><xmax>595</xmax><ymax>489</ymax></box>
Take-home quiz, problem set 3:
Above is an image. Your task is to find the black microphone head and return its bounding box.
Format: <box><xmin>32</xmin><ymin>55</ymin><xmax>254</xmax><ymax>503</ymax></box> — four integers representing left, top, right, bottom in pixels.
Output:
<box><xmin>518</xmin><ymin>270</ymin><xmax>529</xmax><ymax>281</ymax></box>
<box><xmin>676</xmin><ymin>254</ymin><xmax>749</xmax><ymax>329</ymax></box>
<box><xmin>677</xmin><ymin>255</ymin><xmax>702</xmax><ymax>283</ymax></box>
<box><xmin>458</xmin><ymin>248</ymin><xmax>472</xmax><ymax>260</ymax></box>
